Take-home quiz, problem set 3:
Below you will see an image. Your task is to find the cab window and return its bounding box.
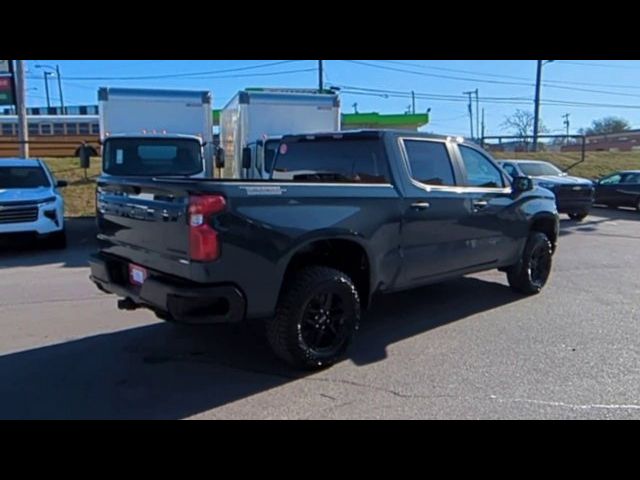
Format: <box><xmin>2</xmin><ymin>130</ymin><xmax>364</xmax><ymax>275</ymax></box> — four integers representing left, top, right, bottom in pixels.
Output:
<box><xmin>459</xmin><ymin>146</ymin><xmax>505</xmax><ymax>188</ymax></box>
<box><xmin>601</xmin><ymin>174</ymin><xmax>622</xmax><ymax>185</ymax></box>
<box><xmin>501</xmin><ymin>163</ymin><xmax>518</xmax><ymax>178</ymax></box>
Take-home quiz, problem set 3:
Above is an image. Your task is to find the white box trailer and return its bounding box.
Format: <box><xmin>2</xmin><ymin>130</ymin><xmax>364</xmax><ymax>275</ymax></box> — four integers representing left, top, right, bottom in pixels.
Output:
<box><xmin>98</xmin><ymin>87</ymin><xmax>216</xmax><ymax>177</ymax></box>
<box><xmin>219</xmin><ymin>88</ymin><xmax>341</xmax><ymax>179</ymax></box>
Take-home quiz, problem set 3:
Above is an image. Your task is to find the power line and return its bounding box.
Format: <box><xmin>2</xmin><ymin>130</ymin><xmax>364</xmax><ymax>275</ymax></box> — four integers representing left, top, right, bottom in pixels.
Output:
<box><xmin>334</xmin><ymin>83</ymin><xmax>531</xmax><ymax>101</ymax></box>
<box><xmin>377</xmin><ymin>60</ymin><xmax>534</xmax><ymax>82</ymax></box>
<box><xmin>347</xmin><ymin>60</ymin><xmax>640</xmax><ymax>99</ymax></box>
<box><xmin>28</xmin><ymin>67</ymin><xmax>318</xmax><ymax>84</ymax></box>
<box><xmin>343</xmin><ymin>60</ymin><xmax>535</xmax><ymax>87</ymax></box>
<box><xmin>338</xmin><ymin>82</ymin><xmax>640</xmax><ymax>110</ymax></box>
<box><xmin>27</xmin><ymin>60</ymin><xmax>306</xmax><ymax>81</ymax></box>
<box><xmin>333</xmin><ymin>83</ymin><xmax>533</xmax><ymax>105</ymax></box>
<box><xmin>556</xmin><ymin>60</ymin><xmax>640</xmax><ymax>70</ymax></box>
<box><xmin>379</xmin><ymin>59</ymin><xmax>640</xmax><ymax>91</ymax></box>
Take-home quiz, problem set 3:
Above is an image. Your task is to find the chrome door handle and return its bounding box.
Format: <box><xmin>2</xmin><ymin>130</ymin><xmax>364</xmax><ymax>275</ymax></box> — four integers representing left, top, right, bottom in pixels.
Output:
<box><xmin>473</xmin><ymin>200</ymin><xmax>488</xmax><ymax>209</ymax></box>
<box><xmin>411</xmin><ymin>202</ymin><xmax>431</xmax><ymax>211</ymax></box>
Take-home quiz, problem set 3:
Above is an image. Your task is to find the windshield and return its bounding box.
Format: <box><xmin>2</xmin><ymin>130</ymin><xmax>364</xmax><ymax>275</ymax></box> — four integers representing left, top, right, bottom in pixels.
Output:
<box><xmin>103</xmin><ymin>138</ymin><xmax>203</xmax><ymax>176</ymax></box>
<box><xmin>0</xmin><ymin>166</ymin><xmax>50</xmax><ymax>189</ymax></box>
<box><xmin>518</xmin><ymin>161</ymin><xmax>563</xmax><ymax>177</ymax></box>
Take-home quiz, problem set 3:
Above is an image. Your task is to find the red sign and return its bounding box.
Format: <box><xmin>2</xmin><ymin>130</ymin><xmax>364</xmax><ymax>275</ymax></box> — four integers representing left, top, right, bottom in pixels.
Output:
<box><xmin>0</xmin><ymin>61</ymin><xmax>15</xmax><ymax>106</ymax></box>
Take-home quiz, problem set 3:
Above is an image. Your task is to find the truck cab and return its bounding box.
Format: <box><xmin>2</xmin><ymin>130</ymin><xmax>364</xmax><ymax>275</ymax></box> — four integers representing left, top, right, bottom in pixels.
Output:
<box><xmin>101</xmin><ymin>134</ymin><xmax>213</xmax><ymax>179</ymax></box>
<box><xmin>240</xmin><ymin>136</ymin><xmax>281</xmax><ymax>179</ymax></box>
<box><xmin>98</xmin><ymin>87</ymin><xmax>216</xmax><ymax>178</ymax></box>
<box><xmin>219</xmin><ymin>88</ymin><xmax>341</xmax><ymax>179</ymax></box>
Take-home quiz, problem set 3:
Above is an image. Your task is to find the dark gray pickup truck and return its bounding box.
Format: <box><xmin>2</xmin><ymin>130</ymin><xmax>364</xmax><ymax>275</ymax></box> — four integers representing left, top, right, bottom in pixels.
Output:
<box><xmin>90</xmin><ymin>130</ymin><xmax>559</xmax><ymax>369</ymax></box>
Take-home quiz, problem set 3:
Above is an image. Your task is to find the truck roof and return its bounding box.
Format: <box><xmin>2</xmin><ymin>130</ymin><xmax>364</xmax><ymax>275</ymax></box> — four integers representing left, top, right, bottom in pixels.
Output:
<box><xmin>224</xmin><ymin>88</ymin><xmax>340</xmax><ymax>109</ymax></box>
<box><xmin>105</xmin><ymin>133</ymin><xmax>204</xmax><ymax>141</ymax></box>
<box><xmin>98</xmin><ymin>87</ymin><xmax>211</xmax><ymax>104</ymax></box>
<box><xmin>280</xmin><ymin>129</ymin><xmax>472</xmax><ymax>145</ymax></box>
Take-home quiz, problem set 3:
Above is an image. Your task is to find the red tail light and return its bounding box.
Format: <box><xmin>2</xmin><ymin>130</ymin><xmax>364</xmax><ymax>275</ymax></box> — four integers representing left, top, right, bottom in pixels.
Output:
<box><xmin>189</xmin><ymin>195</ymin><xmax>226</xmax><ymax>261</ymax></box>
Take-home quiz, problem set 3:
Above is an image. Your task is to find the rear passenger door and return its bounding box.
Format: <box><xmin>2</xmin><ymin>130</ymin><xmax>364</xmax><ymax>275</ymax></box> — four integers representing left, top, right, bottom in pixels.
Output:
<box><xmin>455</xmin><ymin>145</ymin><xmax>520</xmax><ymax>267</ymax></box>
<box><xmin>618</xmin><ymin>173</ymin><xmax>640</xmax><ymax>207</ymax></box>
<box><xmin>396</xmin><ymin>138</ymin><xmax>477</xmax><ymax>287</ymax></box>
<box><xmin>596</xmin><ymin>173</ymin><xmax>622</xmax><ymax>205</ymax></box>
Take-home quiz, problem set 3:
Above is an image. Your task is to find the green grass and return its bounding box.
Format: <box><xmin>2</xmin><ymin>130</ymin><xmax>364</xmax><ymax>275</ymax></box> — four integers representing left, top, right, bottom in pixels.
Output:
<box><xmin>492</xmin><ymin>151</ymin><xmax>640</xmax><ymax>179</ymax></box>
<box><xmin>43</xmin><ymin>157</ymin><xmax>101</xmax><ymax>217</ymax></box>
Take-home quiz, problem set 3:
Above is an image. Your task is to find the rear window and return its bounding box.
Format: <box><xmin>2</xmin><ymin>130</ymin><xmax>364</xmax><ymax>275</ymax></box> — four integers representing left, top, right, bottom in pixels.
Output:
<box><xmin>103</xmin><ymin>138</ymin><xmax>203</xmax><ymax>176</ymax></box>
<box><xmin>0</xmin><ymin>166</ymin><xmax>50</xmax><ymax>189</ymax></box>
<box><xmin>271</xmin><ymin>137</ymin><xmax>390</xmax><ymax>184</ymax></box>
<box><xmin>403</xmin><ymin>140</ymin><xmax>456</xmax><ymax>186</ymax></box>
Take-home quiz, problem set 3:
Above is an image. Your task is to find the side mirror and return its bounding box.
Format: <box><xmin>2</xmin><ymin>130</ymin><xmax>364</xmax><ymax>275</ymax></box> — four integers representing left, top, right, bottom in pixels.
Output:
<box><xmin>57</xmin><ymin>180</ymin><xmax>68</xmax><ymax>188</ymax></box>
<box><xmin>242</xmin><ymin>147</ymin><xmax>252</xmax><ymax>170</ymax></box>
<box><xmin>512</xmin><ymin>176</ymin><xmax>534</xmax><ymax>193</ymax></box>
<box><xmin>215</xmin><ymin>147</ymin><xmax>225</xmax><ymax>169</ymax></box>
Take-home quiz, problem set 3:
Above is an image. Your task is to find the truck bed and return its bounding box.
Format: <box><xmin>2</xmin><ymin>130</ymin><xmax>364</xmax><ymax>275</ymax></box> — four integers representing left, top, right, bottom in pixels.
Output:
<box><xmin>95</xmin><ymin>175</ymin><xmax>401</xmax><ymax>319</ymax></box>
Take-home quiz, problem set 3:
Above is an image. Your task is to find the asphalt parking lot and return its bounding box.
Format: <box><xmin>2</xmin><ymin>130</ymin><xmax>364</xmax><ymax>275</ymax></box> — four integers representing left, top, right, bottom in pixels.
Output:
<box><xmin>0</xmin><ymin>209</ymin><xmax>638</xmax><ymax>420</ymax></box>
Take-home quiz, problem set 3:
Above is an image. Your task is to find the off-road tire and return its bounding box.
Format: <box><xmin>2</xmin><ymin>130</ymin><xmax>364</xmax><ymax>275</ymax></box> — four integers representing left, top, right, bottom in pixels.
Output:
<box><xmin>266</xmin><ymin>266</ymin><xmax>360</xmax><ymax>370</ymax></box>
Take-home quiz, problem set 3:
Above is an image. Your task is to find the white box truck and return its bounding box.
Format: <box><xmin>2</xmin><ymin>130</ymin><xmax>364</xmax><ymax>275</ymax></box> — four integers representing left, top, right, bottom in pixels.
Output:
<box><xmin>98</xmin><ymin>87</ymin><xmax>218</xmax><ymax>178</ymax></box>
<box><xmin>219</xmin><ymin>88</ymin><xmax>341</xmax><ymax>179</ymax></box>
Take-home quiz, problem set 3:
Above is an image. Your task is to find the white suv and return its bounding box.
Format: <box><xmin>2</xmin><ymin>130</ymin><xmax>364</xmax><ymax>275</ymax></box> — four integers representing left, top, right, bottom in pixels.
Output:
<box><xmin>0</xmin><ymin>158</ymin><xmax>67</xmax><ymax>248</ymax></box>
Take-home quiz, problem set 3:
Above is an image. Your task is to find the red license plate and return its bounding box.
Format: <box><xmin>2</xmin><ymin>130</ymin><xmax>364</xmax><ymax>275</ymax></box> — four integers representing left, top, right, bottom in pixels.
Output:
<box><xmin>129</xmin><ymin>264</ymin><xmax>148</xmax><ymax>286</ymax></box>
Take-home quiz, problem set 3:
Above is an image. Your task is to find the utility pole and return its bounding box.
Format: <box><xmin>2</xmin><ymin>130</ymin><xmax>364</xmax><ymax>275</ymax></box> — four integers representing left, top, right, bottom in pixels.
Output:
<box><xmin>43</xmin><ymin>71</ymin><xmax>51</xmax><ymax>108</ymax></box>
<box><xmin>533</xmin><ymin>60</ymin><xmax>542</xmax><ymax>152</ymax></box>
<box><xmin>474</xmin><ymin>89</ymin><xmax>479</xmax><ymax>143</ymax></box>
<box><xmin>15</xmin><ymin>60</ymin><xmax>29</xmax><ymax>159</ymax></box>
<box><xmin>533</xmin><ymin>60</ymin><xmax>553</xmax><ymax>152</ymax></box>
<box><xmin>318</xmin><ymin>60</ymin><xmax>324</xmax><ymax>92</ymax></box>
<box><xmin>56</xmin><ymin>64</ymin><xmax>65</xmax><ymax>114</ymax></box>
<box><xmin>463</xmin><ymin>90</ymin><xmax>475</xmax><ymax>139</ymax></box>
<box><xmin>481</xmin><ymin>108</ymin><xmax>486</xmax><ymax>142</ymax></box>
<box><xmin>411</xmin><ymin>91</ymin><xmax>416</xmax><ymax>114</ymax></box>
<box><xmin>562</xmin><ymin>113</ymin><xmax>570</xmax><ymax>139</ymax></box>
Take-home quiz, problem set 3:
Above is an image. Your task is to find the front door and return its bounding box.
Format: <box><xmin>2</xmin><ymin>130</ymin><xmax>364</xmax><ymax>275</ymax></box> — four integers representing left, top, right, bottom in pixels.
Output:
<box><xmin>455</xmin><ymin>145</ymin><xmax>522</xmax><ymax>267</ymax></box>
<box><xmin>397</xmin><ymin>138</ymin><xmax>477</xmax><ymax>287</ymax></box>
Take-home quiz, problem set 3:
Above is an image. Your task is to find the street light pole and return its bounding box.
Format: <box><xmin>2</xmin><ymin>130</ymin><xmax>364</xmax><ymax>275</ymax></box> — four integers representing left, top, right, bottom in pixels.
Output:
<box><xmin>43</xmin><ymin>71</ymin><xmax>51</xmax><ymax>108</ymax></box>
<box><xmin>35</xmin><ymin>64</ymin><xmax>65</xmax><ymax>114</ymax></box>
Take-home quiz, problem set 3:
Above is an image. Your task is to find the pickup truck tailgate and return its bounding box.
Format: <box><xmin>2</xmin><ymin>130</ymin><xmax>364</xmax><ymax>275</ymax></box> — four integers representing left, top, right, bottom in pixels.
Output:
<box><xmin>97</xmin><ymin>180</ymin><xmax>191</xmax><ymax>271</ymax></box>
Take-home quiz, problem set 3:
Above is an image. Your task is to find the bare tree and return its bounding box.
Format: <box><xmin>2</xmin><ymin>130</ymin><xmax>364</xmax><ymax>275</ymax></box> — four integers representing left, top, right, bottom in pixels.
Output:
<box><xmin>501</xmin><ymin>110</ymin><xmax>548</xmax><ymax>137</ymax></box>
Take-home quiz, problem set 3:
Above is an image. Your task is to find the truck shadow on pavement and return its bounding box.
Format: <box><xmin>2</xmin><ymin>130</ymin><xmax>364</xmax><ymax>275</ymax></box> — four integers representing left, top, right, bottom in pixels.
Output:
<box><xmin>0</xmin><ymin>275</ymin><xmax>522</xmax><ymax>419</ymax></box>
<box><xmin>559</xmin><ymin>206</ymin><xmax>639</xmax><ymax>239</ymax></box>
<box><xmin>0</xmin><ymin>218</ymin><xmax>97</xmax><ymax>270</ymax></box>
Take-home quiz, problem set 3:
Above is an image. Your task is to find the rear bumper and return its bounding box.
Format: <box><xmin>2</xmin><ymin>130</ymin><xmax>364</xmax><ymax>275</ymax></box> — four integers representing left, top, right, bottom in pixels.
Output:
<box><xmin>89</xmin><ymin>253</ymin><xmax>246</xmax><ymax>324</ymax></box>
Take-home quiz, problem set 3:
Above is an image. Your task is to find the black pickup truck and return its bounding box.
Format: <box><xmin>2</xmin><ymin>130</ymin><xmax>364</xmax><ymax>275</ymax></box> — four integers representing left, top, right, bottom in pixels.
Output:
<box><xmin>90</xmin><ymin>130</ymin><xmax>559</xmax><ymax>369</ymax></box>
